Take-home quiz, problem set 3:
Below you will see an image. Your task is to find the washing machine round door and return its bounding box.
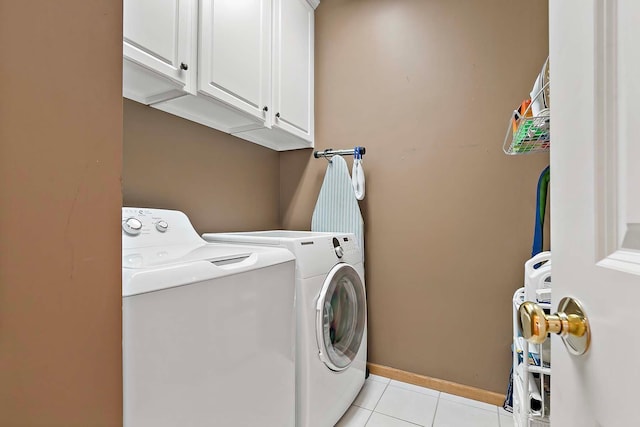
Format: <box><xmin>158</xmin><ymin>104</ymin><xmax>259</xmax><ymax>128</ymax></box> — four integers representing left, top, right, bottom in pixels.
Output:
<box><xmin>316</xmin><ymin>263</ymin><xmax>366</xmax><ymax>371</ymax></box>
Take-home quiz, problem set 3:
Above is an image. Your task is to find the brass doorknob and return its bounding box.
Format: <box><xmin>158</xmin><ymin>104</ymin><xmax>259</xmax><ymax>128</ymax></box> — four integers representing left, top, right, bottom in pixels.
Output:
<box><xmin>518</xmin><ymin>297</ymin><xmax>591</xmax><ymax>355</ymax></box>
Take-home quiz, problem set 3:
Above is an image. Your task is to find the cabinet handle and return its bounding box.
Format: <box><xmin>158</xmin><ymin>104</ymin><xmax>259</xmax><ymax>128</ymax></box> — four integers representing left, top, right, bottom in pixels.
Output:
<box><xmin>263</xmin><ymin>106</ymin><xmax>269</xmax><ymax>112</ymax></box>
<box><xmin>180</xmin><ymin>63</ymin><xmax>189</xmax><ymax>71</ymax></box>
<box><xmin>275</xmin><ymin>112</ymin><xmax>280</xmax><ymax>118</ymax></box>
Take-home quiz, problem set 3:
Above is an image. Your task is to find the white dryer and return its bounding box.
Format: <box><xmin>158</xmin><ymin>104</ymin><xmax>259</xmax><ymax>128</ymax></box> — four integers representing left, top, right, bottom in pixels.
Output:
<box><xmin>122</xmin><ymin>208</ymin><xmax>296</xmax><ymax>427</ymax></box>
<box><xmin>202</xmin><ymin>231</ymin><xmax>367</xmax><ymax>427</ymax></box>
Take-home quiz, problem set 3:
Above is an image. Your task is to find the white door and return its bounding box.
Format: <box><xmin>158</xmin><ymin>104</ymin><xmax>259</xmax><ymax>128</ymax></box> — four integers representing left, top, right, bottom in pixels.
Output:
<box><xmin>199</xmin><ymin>0</ymin><xmax>271</xmax><ymax>122</ymax></box>
<box><xmin>123</xmin><ymin>0</ymin><xmax>196</xmax><ymax>91</ymax></box>
<box><xmin>272</xmin><ymin>0</ymin><xmax>314</xmax><ymax>143</ymax></box>
<box><xmin>551</xmin><ymin>0</ymin><xmax>640</xmax><ymax>425</ymax></box>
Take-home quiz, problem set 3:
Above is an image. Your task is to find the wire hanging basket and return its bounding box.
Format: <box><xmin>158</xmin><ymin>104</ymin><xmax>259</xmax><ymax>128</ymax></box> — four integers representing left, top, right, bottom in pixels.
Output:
<box><xmin>503</xmin><ymin>59</ymin><xmax>551</xmax><ymax>155</ymax></box>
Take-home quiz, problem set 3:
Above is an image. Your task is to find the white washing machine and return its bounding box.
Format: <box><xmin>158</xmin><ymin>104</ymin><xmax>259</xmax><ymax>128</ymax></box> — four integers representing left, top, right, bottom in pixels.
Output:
<box><xmin>202</xmin><ymin>231</ymin><xmax>367</xmax><ymax>427</ymax></box>
<box><xmin>122</xmin><ymin>208</ymin><xmax>296</xmax><ymax>427</ymax></box>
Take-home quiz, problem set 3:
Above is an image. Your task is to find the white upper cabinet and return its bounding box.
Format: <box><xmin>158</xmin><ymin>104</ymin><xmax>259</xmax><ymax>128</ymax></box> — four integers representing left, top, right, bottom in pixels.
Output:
<box><xmin>122</xmin><ymin>0</ymin><xmax>317</xmax><ymax>150</ymax></box>
<box><xmin>199</xmin><ymin>0</ymin><xmax>271</xmax><ymax>122</ymax></box>
<box><xmin>272</xmin><ymin>0</ymin><xmax>314</xmax><ymax>142</ymax></box>
<box><xmin>123</xmin><ymin>0</ymin><xmax>197</xmax><ymax>104</ymax></box>
<box><xmin>232</xmin><ymin>0</ymin><xmax>314</xmax><ymax>149</ymax></box>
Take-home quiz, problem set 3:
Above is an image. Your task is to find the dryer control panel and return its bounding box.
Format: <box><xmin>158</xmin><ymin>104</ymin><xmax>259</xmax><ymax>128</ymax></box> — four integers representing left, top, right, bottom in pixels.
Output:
<box><xmin>332</xmin><ymin>234</ymin><xmax>361</xmax><ymax>265</ymax></box>
<box><xmin>334</xmin><ymin>235</ymin><xmax>359</xmax><ymax>253</ymax></box>
<box><xmin>332</xmin><ymin>238</ymin><xmax>344</xmax><ymax>258</ymax></box>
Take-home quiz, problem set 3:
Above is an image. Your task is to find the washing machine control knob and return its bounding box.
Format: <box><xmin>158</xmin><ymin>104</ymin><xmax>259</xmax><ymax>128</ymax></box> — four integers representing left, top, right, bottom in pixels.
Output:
<box><xmin>335</xmin><ymin>246</ymin><xmax>344</xmax><ymax>258</ymax></box>
<box><xmin>156</xmin><ymin>220</ymin><xmax>169</xmax><ymax>232</ymax></box>
<box><xmin>122</xmin><ymin>217</ymin><xmax>143</xmax><ymax>235</ymax></box>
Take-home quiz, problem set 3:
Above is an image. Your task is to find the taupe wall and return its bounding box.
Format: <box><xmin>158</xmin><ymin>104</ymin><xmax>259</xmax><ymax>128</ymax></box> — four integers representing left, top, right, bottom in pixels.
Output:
<box><xmin>0</xmin><ymin>1</ymin><xmax>123</xmax><ymax>425</ymax></box>
<box><xmin>281</xmin><ymin>0</ymin><xmax>549</xmax><ymax>393</ymax></box>
<box><xmin>123</xmin><ymin>100</ymin><xmax>280</xmax><ymax>233</ymax></box>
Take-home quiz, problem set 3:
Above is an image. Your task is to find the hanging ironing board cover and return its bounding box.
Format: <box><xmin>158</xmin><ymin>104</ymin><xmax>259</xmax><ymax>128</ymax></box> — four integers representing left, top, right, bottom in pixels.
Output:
<box><xmin>532</xmin><ymin>166</ymin><xmax>550</xmax><ymax>256</ymax></box>
<box><xmin>312</xmin><ymin>155</ymin><xmax>364</xmax><ymax>260</ymax></box>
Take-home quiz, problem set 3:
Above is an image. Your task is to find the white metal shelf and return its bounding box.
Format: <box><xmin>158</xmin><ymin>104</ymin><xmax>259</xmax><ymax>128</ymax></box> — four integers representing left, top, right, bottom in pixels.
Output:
<box><xmin>512</xmin><ymin>287</ymin><xmax>551</xmax><ymax>427</ymax></box>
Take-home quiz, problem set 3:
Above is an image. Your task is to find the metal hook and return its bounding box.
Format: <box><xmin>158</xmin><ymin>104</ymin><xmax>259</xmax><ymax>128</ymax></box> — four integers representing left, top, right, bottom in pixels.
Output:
<box><xmin>324</xmin><ymin>148</ymin><xmax>334</xmax><ymax>163</ymax></box>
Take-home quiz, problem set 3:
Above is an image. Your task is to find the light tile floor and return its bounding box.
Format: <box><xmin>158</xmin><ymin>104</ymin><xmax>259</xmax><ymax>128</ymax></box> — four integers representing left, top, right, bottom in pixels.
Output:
<box><xmin>336</xmin><ymin>374</ymin><xmax>514</xmax><ymax>427</ymax></box>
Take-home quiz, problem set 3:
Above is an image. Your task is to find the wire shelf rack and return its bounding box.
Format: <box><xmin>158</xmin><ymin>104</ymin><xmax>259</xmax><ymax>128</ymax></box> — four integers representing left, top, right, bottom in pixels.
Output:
<box><xmin>503</xmin><ymin>58</ymin><xmax>551</xmax><ymax>155</ymax></box>
<box><xmin>503</xmin><ymin>110</ymin><xmax>550</xmax><ymax>155</ymax></box>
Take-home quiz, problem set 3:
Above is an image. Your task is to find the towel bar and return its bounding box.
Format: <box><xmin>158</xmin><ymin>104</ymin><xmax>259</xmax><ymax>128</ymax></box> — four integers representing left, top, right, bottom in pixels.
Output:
<box><xmin>313</xmin><ymin>147</ymin><xmax>366</xmax><ymax>160</ymax></box>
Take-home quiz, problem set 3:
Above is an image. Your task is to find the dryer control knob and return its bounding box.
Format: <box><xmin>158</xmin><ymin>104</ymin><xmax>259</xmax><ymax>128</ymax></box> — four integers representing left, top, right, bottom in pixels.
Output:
<box><xmin>335</xmin><ymin>246</ymin><xmax>344</xmax><ymax>258</ymax></box>
<box><xmin>122</xmin><ymin>217</ymin><xmax>143</xmax><ymax>235</ymax></box>
<box><xmin>156</xmin><ymin>220</ymin><xmax>169</xmax><ymax>232</ymax></box>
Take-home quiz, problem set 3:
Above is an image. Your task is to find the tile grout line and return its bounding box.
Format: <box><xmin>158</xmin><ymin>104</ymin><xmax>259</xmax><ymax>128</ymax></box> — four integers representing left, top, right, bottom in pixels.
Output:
<box><xmin>361</xmin><ymin>381</ymin><xmax>386</xmax><ymax>427</ymax></box>
<box><xmin>437</xmin><ymin>395</ymin><xmax>501</xmax><ymax>414</ymax></box>
<box><xmin>368</xmin><ymin>412</ymin><xmax>425</xmax><ymax>427</ymax></box>
<box><xmin>370</xmin><ymin>380</ymin><xmax>390</xmax><ymax>412</ymax></box>
<box><xmin>430</xmin><ymin>393</ymin><xmax>442</xmax><ymax>427</ymax></box>
<box><xmin>363</xmin><ymin>379</ymin><xmax>390</xmax><ymax>427</ymax></box>
<box><xmin>362</xmin><ymin>407</ymin><xmax>374</xmax><ymax>426</ymax></box>
<box><xmin>351</xmin><ymin>378</ymin><xmax>390</xmax><ymax>411</ymax></box>
<box><xmin>370</xmin><ymin>380</ymin><xmax>438</xmax><ymax>427</ymax></box>
<box><xmin>360</xmin><ymin>376</ymin><xmax>504</xmax><ymax>427</ymax></box>
<box><xmin>386</xmin><ymin>382</ymin><xmax>441</xmax><ymax>399</ymax></box>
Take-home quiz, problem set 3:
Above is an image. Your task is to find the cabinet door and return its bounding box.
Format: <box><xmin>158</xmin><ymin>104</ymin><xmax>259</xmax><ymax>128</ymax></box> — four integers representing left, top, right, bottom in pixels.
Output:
<box><xmin>123</xmin><ymin>0</ymin><xmax>197</xmax><ymax>92</ymax></box>
<box><xmin>199</xmin><ymin>0</ymin><xmax>271</xmax><ymax>122</ymax></box>
<box><xmin>272</xmin><ymin>0</ymin><xmax>314</xmax><ymax>143</ymax></box>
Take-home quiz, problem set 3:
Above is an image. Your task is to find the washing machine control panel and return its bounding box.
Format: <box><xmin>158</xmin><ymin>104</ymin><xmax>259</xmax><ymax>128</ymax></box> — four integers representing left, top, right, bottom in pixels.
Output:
<box><xmin>122</xmin><ymin>208</ymin><xmax>170</xmax><ymax>236</ymax></box>
<box><xmin>122</xmin><ymin>207</ymin><xmax>203</xmax><ymax>249</ymax></box>
<box><xmin>122</xmin><ymin>217</ymin><xmax>143</xmax><ymax>235</ymax></box>
<box><xmin>155</xmin><ymin>220</ymin><xmax>169</xmax><ymax>232</ymax></box>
